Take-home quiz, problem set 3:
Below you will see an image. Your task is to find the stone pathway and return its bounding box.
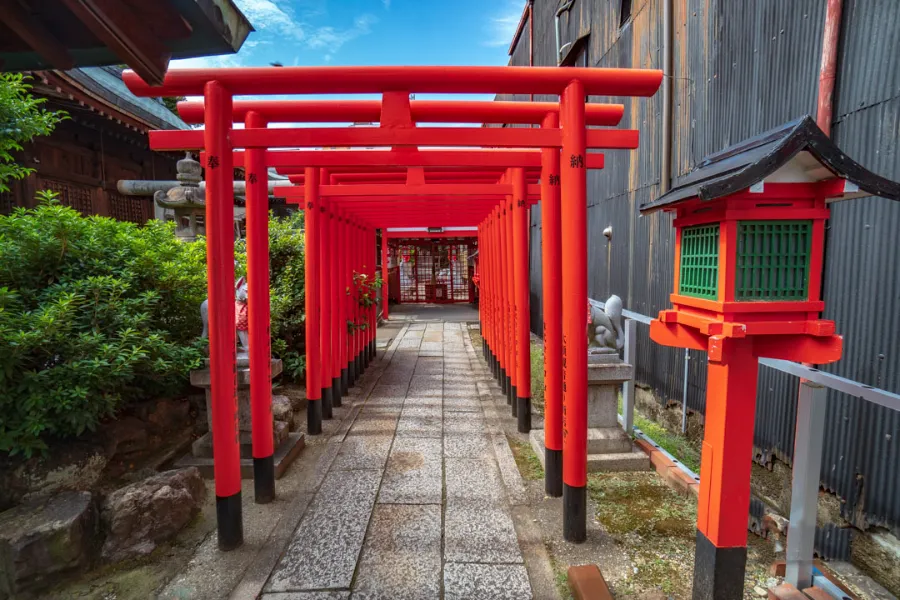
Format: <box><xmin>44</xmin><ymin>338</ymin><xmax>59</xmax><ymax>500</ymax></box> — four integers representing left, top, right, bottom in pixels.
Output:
<box><xmin>262</xmin><ymin>320</ymin><xmax>533</xmax><ymax>599</ymax></box>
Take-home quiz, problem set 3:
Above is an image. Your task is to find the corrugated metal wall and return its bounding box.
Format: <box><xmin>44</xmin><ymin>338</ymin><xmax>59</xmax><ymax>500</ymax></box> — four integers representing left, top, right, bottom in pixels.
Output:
<box><xmin>517</xmin><ymin>0</ymin><xmax>900</xmax><ymax>534</ymax></box>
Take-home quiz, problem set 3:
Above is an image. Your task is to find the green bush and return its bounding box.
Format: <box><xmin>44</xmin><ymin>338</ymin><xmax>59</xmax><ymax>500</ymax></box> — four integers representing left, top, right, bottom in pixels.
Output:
<box><xmin>0</xmin><ymin>194</ymin><xmax>208</xmax><ymax>456</ymax></box>
<box><xmin>0</xmin><ymin>195</ymin><xmax>308</xmax><ymax>456</ymax></box>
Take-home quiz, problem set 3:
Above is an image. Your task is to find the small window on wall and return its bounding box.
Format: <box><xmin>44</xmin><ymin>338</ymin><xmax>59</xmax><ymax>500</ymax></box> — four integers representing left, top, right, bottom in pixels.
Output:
<box><xmin>620</xmin><ymin>0</ymin><xmax>633</xmax><ymax>27</ymax></box>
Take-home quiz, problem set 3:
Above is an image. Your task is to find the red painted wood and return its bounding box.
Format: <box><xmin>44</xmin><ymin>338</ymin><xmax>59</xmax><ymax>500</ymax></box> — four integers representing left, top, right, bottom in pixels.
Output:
<box><xmin>245</xmin><ymin>111</ymin><xmax>274</xmax><ymax>460</ymax></box>
<box><xmin>177</xmin><ymin>98</ymin><xmax>625</xmax><ymax>126</ymax></box>
<box><xmin>203</xmin><ymin>82</ymin><xmax>241</xmax><ymax>497</ymax></box>
<box><xmin>123</xmin><ymin>65</ymin><xmax>663</xmax><ymax>98</ymax></box>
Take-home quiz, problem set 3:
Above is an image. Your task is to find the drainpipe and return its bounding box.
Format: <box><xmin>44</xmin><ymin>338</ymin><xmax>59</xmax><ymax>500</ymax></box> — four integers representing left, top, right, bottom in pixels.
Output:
<box><xmin>555</xmin><ymin>0</ymin><xmax>576</xmax><ymax>65</ymax></box>
<box><xmin>816</xmin><ymin>0</ymin><xmax>843</xmax><ymax>137</ymax></box>
<box><xmin>660</xmin><ymin>0</ymin><xmax>673</xmax><ymax>193</ymax></box>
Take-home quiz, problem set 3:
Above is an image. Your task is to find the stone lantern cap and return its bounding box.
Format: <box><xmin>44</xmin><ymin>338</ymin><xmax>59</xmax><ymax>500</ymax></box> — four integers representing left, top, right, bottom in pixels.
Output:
<box><xmin>640</xmin><ymin>115</ymin><xmax>900</xmax><ymax>214</ymax></box>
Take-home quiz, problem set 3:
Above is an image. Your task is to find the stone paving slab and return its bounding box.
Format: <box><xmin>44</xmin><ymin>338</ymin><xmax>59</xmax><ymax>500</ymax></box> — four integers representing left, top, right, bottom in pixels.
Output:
<box><xmin>378</xmin><ymin>436</ymin><xmax>442</xmax><ymax>504</ymax></box>
<box><xmin>445</xmin><ymin>457</ymin><xmax>507</xmax><ymax>502</ymax></box>
<box><xmin>444</xmin><ymin>499</ymin><xmax>523</xmax><ymax>564</ymax></box>
<box><xmin>395</xmin><ymin>413</ymin><xmax>442</xmax><ymax>438</ymax></box>
<box><xmin>443</xmin><ymin>563</ymin><xmax>532</xmax><ymax>600</ymax></box>
<box><xmin>351</xmin><ymin>504</ymin><xmax>442</xmax><ymax>600</ymax></box>
<box><xmin>331</xmin><ymin>434</ymin><xmax>394</xmax><ymax>471</ymax></box>
<box><xmin>267</xmin><ymin>470</ymin><xmax>381</xmax><ymax>592</ymax></box>
<box><xmin>444</xmin><ymin>431</ymin><xmax>493</xmax><ymax>459</ymax></box>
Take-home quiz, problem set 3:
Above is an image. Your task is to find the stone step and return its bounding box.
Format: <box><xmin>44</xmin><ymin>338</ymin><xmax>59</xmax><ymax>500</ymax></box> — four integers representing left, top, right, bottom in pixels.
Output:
<box><xmin>587</xmin><ymin>449</ymin><xmax>650</xmax><ymax>473</ymax></box>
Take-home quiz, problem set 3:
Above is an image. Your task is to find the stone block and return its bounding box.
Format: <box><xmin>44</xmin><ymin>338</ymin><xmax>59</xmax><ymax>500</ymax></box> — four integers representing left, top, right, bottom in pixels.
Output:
<box><xmin>272</xmin><ymin>395</ymin><xmax>292</xmax><ymax>424</ymax></box>
<box><xmin>767</xmin><ymin>584</ymin><xmax>807</xmax><ymax>600</ymax></box>
<box><xmin>100</xmin><ymin>468</ymin><xmax>205</xmax><ymax>562</ymax></box>
<box><xmin>0</xmin><ymin>491</ymin><xmax>96</xmax><ymax>596</ymax></box>
<box><xmin>586</xmin><ymin>427</ymin><xmax>633</xmax><ymax>454</ymax></box>
<box><xmin>567</xmin><ymin>564</ymin><xmax>613</xmax><ymax>600</ymax></box>
<box><xmin>191</xmin><ymin>420</ymin><xmax>289</xmax><ymax>459</ymax></box>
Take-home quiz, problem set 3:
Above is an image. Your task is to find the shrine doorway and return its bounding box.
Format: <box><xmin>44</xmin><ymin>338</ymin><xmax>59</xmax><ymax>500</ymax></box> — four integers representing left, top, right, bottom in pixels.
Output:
<box><xmin>391</xmin><ymin>238</ymin><xmax>475</xmax><ymax>304</ymax></box>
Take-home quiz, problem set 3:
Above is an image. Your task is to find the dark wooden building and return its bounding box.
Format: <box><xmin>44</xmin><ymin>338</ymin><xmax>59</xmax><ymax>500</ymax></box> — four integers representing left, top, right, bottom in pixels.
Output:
<box><xmin>1</xmin><ymin>66</ymin><xmax>188</xmax><ymax>223</ymax></box>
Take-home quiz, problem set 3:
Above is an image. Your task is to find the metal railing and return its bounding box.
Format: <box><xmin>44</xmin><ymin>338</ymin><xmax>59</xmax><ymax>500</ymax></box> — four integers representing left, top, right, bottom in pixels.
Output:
<box><xmin>591</xmin><ymin>298</ymin><xmax>900</xmax><ymax>590</ymax></box>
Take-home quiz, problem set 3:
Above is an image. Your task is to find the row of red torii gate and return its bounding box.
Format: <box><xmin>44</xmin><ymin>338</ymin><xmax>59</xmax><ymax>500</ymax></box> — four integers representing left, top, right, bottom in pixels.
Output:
<box><xmin>122</xmin><ymin>64</ymin><xmax>879</xmax><ymax>600</ymax></box>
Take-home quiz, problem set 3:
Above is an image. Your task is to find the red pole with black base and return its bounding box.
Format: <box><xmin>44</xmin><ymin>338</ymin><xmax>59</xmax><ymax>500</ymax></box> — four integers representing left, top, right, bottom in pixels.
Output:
<box><xmin>541</xmin><ymin>112</ymin><xmax>563</xmax><ymax>497</ymax></box>
<box><xmin>504</xmin><ymin>188</ymin><xmax>517</xmax><ymax>412</ymax></box>
<box><xmin>330</xmin><ymin>206</ymin><xmax>343</xmax><ymax>408</ymax></box>
<box><xmin>204</xmin><ymin>81</ymin><xmax>243</xmax><ymax>550</ymax></box>
<box><xmin>497</xmin><ymin>206</ymin><xmax>509</xmax><ymax>398</ymax></box>
<box><xmin>304</xmin><ymin>167</ymin><xmax>323</xmax><ymax>435</ymax></box>
<box><xmin>339</xmin><ymin>213</ymin><xmax>350</xmax><ymax>396</ymax></box>
<box><xmin>560</xmin><ymin>80</ymin><xmax>588</xmax><ymax>543</ymax></box>
<box><xmin>319</xmin><ymin>196</ymin><xmax>333</xmax><ymax>420</ymax></box>
<box><xmin>511</xmin><ymin>167</ymin><xmax>531</xmax><ymax>433</ymax></box>
<box><xmin>244</xmin><ymin>110</ymin><xmax>275</xmax><ymax>504</ymax></box>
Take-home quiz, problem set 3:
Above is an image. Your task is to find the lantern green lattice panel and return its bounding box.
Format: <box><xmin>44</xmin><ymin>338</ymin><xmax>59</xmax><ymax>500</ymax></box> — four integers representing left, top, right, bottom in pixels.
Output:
<box><xmin>679</xmin><ymin>224</ymin><xmax>720</xmax><ymax>299</ymax></box>
<box><xmin>735</xmin><ymin>220</ymin><xmax>812</xmax><ymax>301</ymax></box>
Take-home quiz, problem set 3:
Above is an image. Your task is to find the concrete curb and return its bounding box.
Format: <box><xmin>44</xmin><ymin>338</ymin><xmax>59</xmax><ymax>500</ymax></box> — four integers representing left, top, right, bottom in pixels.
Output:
<box><xmin>633</xmin><ymin>438</ymin><xmax>699</xmax><ymax>497</ymax></box>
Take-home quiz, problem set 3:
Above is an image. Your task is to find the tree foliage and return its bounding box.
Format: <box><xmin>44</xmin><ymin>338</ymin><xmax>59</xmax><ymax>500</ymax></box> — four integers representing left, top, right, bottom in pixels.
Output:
<box><xmin>0</xmin><ymin>74</ymin><xmax>67</xmax><ymax>192</ymax></box>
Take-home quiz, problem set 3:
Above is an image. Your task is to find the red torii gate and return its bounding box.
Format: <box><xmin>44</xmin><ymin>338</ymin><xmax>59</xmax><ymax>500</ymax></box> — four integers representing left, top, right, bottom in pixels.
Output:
<box><xmin>124</xmin><ymin>65</ymin><xmax>662</xmax><ymax>553</ymax></box>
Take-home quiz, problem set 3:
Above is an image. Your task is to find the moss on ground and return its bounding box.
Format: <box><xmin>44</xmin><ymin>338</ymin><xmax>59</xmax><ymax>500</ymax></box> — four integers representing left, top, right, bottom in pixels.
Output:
<box><xmin>588</xmin><ymin>471</ymin><xmax>697</xmax><ymax>598</ymax></box>
<box><xmin>507</xmin><ymin>435</ymin><xmax>544</xmax><ymax>481</ymax></box>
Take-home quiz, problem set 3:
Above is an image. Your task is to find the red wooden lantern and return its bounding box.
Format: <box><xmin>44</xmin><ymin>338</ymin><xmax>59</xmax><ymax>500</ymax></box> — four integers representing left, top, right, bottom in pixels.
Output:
<box><xmin>641</xmin><ymin>116</ymin><xmax>900</xmax><ymax>600</ymax></box>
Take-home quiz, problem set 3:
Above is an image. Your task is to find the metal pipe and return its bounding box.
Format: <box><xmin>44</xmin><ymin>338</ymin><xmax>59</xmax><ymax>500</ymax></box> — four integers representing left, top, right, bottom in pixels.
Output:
<box><xmin>816</xmin><ymin>0</ymin><xmax>844</xmax><ymax>137</ymax></box>
<box><xmin>661</xmin><ymin>0</ymin><xmax>673</xmax><ymax>193</ymax></box>
<box><xmin>554</xmin><ymin>0</ymin><xmax>576</xmax><ymax>66</ymax></box>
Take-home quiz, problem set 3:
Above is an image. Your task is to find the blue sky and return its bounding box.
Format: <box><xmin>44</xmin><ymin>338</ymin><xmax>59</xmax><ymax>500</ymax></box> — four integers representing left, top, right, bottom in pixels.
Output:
<box><xmin>172</xmin><ymin>0</ymin><xmax>522</xmax><ymax>75</ymax></box>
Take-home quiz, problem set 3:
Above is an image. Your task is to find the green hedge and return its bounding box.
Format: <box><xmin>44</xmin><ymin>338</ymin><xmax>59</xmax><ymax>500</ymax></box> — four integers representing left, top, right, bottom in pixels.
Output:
<box><xmin>0</xmin><ymin>195</ymin><xmax>306</xmax><ymax>456</ymax></box>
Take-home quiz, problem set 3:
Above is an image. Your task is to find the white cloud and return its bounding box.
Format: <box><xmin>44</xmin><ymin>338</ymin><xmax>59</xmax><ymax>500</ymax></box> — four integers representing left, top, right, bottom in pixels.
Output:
<box><xmin>305</xmin><ymin>14</ymin><xmax>377</xmax><ymax>51</ymax></box>
<box><xmin>484</xmin><ymin>1</ymin><xmax>522</xmax><ymax>47</ymax></box>
<box><xmin>170</xmin><ymin>2</ymin><xmax>378</xmax><ymax>69</ymax></box>
<box><xmin>235</xmin><ymin>0</ymin><xmax>299</xmax><ymax>37</ymax></box>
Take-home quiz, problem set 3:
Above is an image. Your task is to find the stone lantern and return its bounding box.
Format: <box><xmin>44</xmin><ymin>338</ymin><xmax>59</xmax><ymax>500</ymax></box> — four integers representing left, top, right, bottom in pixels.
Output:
<box><xmin>154</xmin><ymin>152</ymin><xmax>206</xmax><ymax>242</ymax></box>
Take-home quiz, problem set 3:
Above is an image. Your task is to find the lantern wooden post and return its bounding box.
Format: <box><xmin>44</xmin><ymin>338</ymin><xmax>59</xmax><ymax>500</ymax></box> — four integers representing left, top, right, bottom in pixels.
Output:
<box><xmin>244</xmin><ymin>110</ymin><xmax>275</xmax><ymax>504</ymax></box>
<box><xmin>511</xmin><ymin>167</ymin><xmax>531</xmax><ymax>432</ymax></box>
<box><xmin>560</xmin><ymin>80</ymin><xmax>588</xmax><ymax>543</ymax></box>
<box><xmin>540</xmin><ymin>111</ymin><xmax>563</xmax><ymax>497</ymax></box>
<box><xmin>304</xmin><ymin>167</ymin><xmax>323</xmax><ymax>435</ymax></box>
<box><xmin>204</xmin><ymin>81</ymin><xmax>242</xmax><ymax>550</ymax></box>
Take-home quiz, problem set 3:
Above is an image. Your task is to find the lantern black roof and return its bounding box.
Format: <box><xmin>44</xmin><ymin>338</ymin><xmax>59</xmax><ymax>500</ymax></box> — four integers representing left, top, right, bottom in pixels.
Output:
<box><xmin>640</xmin><ymin>115</ymin><xmax>900</xmax><ymax>214</ymax></box>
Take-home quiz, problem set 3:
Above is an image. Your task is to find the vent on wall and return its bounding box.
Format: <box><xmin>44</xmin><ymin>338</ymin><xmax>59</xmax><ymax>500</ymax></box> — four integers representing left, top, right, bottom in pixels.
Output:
<box><xmin>620</xmin><ymin>0</ymin><xmax>633</xmax><ymax>27</ymax></box>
